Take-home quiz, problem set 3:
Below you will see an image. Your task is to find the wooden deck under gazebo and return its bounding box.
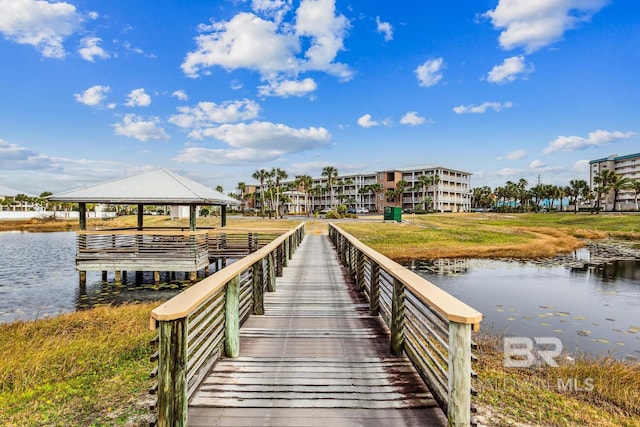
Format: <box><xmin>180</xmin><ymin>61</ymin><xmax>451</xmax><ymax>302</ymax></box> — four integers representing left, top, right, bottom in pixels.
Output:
<box><xmin>48</xmin><ymin>168</ymin><xmax>241</xmax><ymax>285</ymax></box>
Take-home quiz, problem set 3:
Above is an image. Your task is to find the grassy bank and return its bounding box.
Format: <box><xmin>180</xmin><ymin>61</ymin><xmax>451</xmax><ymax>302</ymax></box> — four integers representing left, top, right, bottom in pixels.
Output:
<box><xmin>339</xmin><ymin>212</ymin><xmax>640</xmax><ymax>260</ymax></box>
<box><xmin>473</xmin><ymin>335</ymin><xmax>640</xmax><ymax>426</ymax></box>
<box><xmin>0</xmin><ymin>304</ymin><xmax>157</xmax><ymax>427</ymax></box>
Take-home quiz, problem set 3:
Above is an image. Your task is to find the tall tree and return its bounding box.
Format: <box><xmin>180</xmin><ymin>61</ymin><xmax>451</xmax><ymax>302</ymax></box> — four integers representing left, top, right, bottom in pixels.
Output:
<box><xmin>273</xmin><ymin>168</ymin><xmax>288</xmax><ymax>218</ymax></box>
<box><xmin>416</xmin><ymin>175</ymin><xmax>433</xmax><ymax>210</ymax></box>
<box><xmin>567</xmin><ymin>179</ymin><xmax>589</xmax><ymax>213</ymax></box>
<box><xmin>252</xmin><ymin>168</ymin><xmax>269</xmax><ymax>213</ymax></box>
<box><xmin>608</xmin><ymin>174</ymin><xmax>632</xmax><ymax>212</ymax></box>
<box><xmin>431</xmin><ymin>174</ymin><xmax>440</xmax><ymax>212</ymax></box>
<box><xmin>632</xmin><ymin>180</ymin><xmax>640</xmax><ymax>211</ymax></box>
<box><xmin>322</xmin><ymin>166</ymin><xmax>339</xmax><ymax>209</ymax></box>
<box><xmin>296</xmin><ymin>174</ymin><xmax>314</xmax><ymax>217</ymax></box>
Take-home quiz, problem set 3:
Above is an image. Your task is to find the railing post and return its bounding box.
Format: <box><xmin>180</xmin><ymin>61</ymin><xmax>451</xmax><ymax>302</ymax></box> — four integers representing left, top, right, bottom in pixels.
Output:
<box><xmin>253</xmin><ymin>261</ymin><xmax>264</xmax><ymax>315</ymax></box>
<box><xmin>276</xmin><ymin>245</ymin><xmax>284</xmax><ymax>277</ymax></box>
<box><xmin>283</xmin><ymin>238</ymin><xmax>289</xmax><ymax>267</ymax></box>
<box><xmin>448</xmin><ymin>321</ymin><xmax>472</xmax><ymax>427</ymax></box>
<box><xmin>355</xmin><ymin>250</ymin><xmax>364</xmax><ymax>291</ymax></box>
<box><xmin>157</xmin><ymin>318</ymin><xmax>188</xmax><ymax>427</ymax></box>
<box><xmin>390</xmin><ymin>278</ymin><xmax>405</xmax><ymax>356</ymax></box>
<box><xmin>267</xmin><ymin>252</ymin><xmax>276</xmax><ymax>291</ymax></box>
<box><xmin>369</xmin><ymin>262</ymin><xmax>380</xmax><ymax>316</ymax></box>
<box><xmin>225</xmin><ymin>275</ymin><xmax>240</xmax><ymax>358</ymax></box>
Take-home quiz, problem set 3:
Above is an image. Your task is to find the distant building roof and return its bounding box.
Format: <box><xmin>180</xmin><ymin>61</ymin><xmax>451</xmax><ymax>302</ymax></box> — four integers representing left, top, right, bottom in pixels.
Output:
<box><xmin>0</xmin><ymin>185</ymin><xmax>35</xmax><ymax>198</ymax></box>
<box><xmin>48</xmin><ymin>168</ymin><xmax>240</xmax><ymax>205</ymax></box>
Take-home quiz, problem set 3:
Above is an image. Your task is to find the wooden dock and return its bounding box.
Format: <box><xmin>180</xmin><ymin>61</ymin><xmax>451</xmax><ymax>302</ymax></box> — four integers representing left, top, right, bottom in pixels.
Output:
<box><xmin>187</xmin><ymin>233</ymin><xmax>447</xmax><ymax>426</ymax></box>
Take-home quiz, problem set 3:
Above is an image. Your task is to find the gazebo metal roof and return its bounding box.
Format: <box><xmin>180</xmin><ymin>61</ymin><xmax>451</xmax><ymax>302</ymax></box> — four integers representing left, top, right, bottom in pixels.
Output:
<box><xmin>48</xmin><ymin>168</ymin><xmax>240</xmax><ymax>205</ymax></box>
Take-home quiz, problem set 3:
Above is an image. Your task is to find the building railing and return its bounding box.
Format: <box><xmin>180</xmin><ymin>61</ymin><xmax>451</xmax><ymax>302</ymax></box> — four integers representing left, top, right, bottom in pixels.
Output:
<box><xmin>328</xmin><ymin>223</ymin><xmax>482</xmax><ymax>426</ymax></box>
<box><xmin>149</xmin><ymin>223</ymin><xmax>306</xmax><ymax>427</ymax></box>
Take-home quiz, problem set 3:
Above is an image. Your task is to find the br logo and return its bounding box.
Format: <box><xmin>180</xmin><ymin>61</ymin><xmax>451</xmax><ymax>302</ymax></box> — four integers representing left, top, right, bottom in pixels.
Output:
<box><xmin>503</xmin><ymin>337</ymin><xmax>563</xmax><ymax>368</ymax></box>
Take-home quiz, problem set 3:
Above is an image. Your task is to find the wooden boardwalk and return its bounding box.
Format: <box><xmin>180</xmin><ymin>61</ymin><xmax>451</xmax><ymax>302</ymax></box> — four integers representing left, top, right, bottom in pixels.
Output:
<box><xmin>188</xmin><ymin>233</ymin><xmax>447</xmax><ymax>426</ymax></box>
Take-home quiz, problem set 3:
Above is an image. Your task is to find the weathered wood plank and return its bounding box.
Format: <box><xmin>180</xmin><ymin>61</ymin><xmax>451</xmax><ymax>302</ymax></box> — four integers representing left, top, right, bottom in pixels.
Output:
<box><xmin>188</xmin><ymin>234</ymin><xmax>446</xmax><ymax>426</ymax></box>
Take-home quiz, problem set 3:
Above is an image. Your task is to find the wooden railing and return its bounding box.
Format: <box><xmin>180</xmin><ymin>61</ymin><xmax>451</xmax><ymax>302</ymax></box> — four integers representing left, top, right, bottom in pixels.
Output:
<box><xmin>76</xmin><ymin>230</ymin><xmax>210</xmax><ymax>271</ymax></box>
<box><xmin>149</xmin><ymin>223</ymin><xmax>306</xmax><ymax>427</ymax></box>
<box><xmin>329</xmin><ymin>223</ymin><xmax>482</xmax><ymax>426</ymax></box>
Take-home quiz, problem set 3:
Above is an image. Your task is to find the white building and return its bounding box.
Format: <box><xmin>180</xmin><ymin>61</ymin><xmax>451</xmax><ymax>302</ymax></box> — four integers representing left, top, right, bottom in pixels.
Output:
<box><xmin>270</xmin><ymin>165</ymin><xmax>472</xmax><ymax>214</ymax></box>
<box><xmin>589</xmin><ymin>153</ymin><xmax>640</xmax><ymax>211</ymax></box>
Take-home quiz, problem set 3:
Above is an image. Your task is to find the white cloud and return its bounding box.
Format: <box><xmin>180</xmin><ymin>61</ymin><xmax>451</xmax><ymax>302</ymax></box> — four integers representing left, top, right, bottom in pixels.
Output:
<box><xmin>78</xmin><ymin>36</ymin><xmax>109</xmax><ymax>62</ymax></box>
<box><xmin>251</xmin><ymin>0</ymin><xmax>292</xmax><ymax>25</ymax></box>
<box><xmin>125</xmin><ymin>88</ymin><xmax>151</xmax><ymax>107</ymax></box>
<box><xmin>543</xmin><ymin>130</ymin><xmax>635</xmax><ymax>155</ymax></box>
<box><xmin>506</xmin><ymin>149</ymin><xmax>527</xmax><ymax>160</ymax></box>
<box><xmin>174</xmin><ymin>121</ymin><xmax>331</xmax><ymax>165</ymax></box>
<box><xmin>453</xmin><ymin>101</ymin><xmax>513</xmax><ymax>114</ymax></box>
<box><xmin>376</xmin><ymin>16</ymin><xmax>393</xmax><ymax>41</ymax></box>
<box><xmin>487</xmin><ymin>56</ymin><xmax>533</xmax><ymax>84</ymax></box>
<box><xmin>287</xmin><ymin>160</ymin><xmax>368</xmax><ymax>177</ymax></box>
<box><xmin>529</xmin><ymin>159</ymin><xmax>546</xmax><ymax>169</ymax></box>
<box><xmin>0</xmin><ymin>0</ymin><xmax>82</xmax><ymax>58</ymax></box>
<box><xmin>484</xmin><ymin>0</ymin><xmax>608</xmax><ymax>53</ymax></box>
<box><xmin>400</xmin><ymin>111</ymin><xmax>426</xmax><ymax>126</ymax></box>
<box><xmin>572</xmin><ymin>159</ymin><xmax>590</xmax><ymax>173</ymax></box>
<box><xmin>497</xmin><ymin>168</ymin><xmax>517</xmax><ymax>177</ymax></box>
<box><xmin>172</xmin><ymin>90</ymin><xmax>188</xmax><ymax>101</ymax></box>
<box><xmin>182</xmin><ymin>13</ymin><xmax>297</xmax><ymax>78</ymax></box>
<box><xmin>74</xmin><ymin>85</ymin><xmax>111</xmax><ymax>107</ymax></box>
<box><xmin>258</xmin><ymin>78</ymin><xmax>317</xmax><ymax>97</ymax></box>
<box><xmin>415</xmin><ymin>58</ymin><xmax>444</xmax><ymax>87</ymax></box>
<box><xmin>181</xmin><ymin>1</ymin><xmax>352</xmax><ymax>87</ymax></box>
<box><xmin>294</xmin><ymin>0</ymin><xmax>351</xmax><ymax>79</ymax></box>
<box><xmin>113</xmin><ymin>114</ymin><xmax>169</xmax><ymax>141</ymax></box>
<box><xmin>169</xmin><ymin>99</ymin><xmax>260</xmax><ymax>129</ymax></box>
<box><xmin>0</xmin><ymin>139</ymin><xmax>56</xmax><ymax>171</ymax></box>
<box><xmin>192</xmin><ymin>121</ymin><xmax>330</xmax><ymax>150</ymax></box>
<box><xmin>357</xmin><ymin>114</ymin><xmax>391</xmax><ymax>128</ymax></box>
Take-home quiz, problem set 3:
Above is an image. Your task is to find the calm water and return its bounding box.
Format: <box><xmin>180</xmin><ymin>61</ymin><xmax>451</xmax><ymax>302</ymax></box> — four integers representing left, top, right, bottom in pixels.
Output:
<box><xmin>2</xmin><ymin>232</ymin><xmax>639</xmax><ymax>359</ymax></box>
<box><xmin>408</xmin><ymin>254</ymin><xmax>640</xmax><ymax>359</ymax></box>
<box><xmin>0</xmin><ymin>231</ymin><xmax>189</xmax><ymax>323</ymax></box>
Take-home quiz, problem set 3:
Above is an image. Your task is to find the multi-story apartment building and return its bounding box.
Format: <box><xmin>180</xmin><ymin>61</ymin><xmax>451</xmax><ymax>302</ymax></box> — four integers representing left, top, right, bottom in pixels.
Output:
<box><xmin>589</xmin><ymin>153</ymin><xmax>640</xmax><ymax>211</ymax></box>
<box><xmin>244</xmin><ymin>165</ymin><xmax>472</xmax><ymax>214</ymax></box>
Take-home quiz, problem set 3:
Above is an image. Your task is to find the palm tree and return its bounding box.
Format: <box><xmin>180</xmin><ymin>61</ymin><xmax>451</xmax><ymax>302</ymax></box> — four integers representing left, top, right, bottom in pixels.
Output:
<box><xmin>431</xmin><ymin>174</ymin><xmax>440</xmax><ymax>212</ymax></box>
<box><xmin>273</xmin><ymin>168</ymin><xmax>288</xmax><ymax>218</ymax></box>
<box><xmin>359</xmin><ymin>183</ymin><xmax>383</xmax><ymax>212</ymax></box>
<box><xmin>296</xmin><ymin>174</ymin><xmax>314</xmax><ymax>217</ymax></box>
<box><xmin>632</xmin><ymin>180</ymin><xmax>640</xmax><ymax>211</ymax></box>
<box><xmin>252</xmin><ymin>169</ymin><xmax>269</xmax><ymax>212</ymax></box>
<box><xmin>309</xmin><ymin>184</ymin><xmax>326</xmax><ymax>212</ymax></box>
<box><xmin>322</xmin><ymin>166</ymin><xmax>339</xmax><ymax>209</ymax></box>
<box><xmin>567</xmin><ymin>179</ymin><xmax>589</xmax><ymax>213</ymax></box>
<box><xmin>608</xmin><ymin>174</ymin><xmax>632</xmax><ymax>212</ymax></box>
<box><xmin>215</xmin><ymin>185</ymin><xmax>224</xmax><ymax>193</ymax></box>
<box><xmin>517</xmin><ymin>178</ymin><xmax>528</xmax><ymax>211</ymax></box>
<box><xmin>416</xmin><ymin>175</ymin><xmax>433</xmax><ymax>210</ymax></box>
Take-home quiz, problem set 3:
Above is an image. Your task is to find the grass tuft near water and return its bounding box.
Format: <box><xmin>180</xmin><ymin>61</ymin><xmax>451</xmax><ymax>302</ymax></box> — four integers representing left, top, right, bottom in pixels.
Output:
<box><xmin>473</xmin><ymin>334</ymin><xmax>640</xmax><ymax>426</ymax></box>
<box><xmin>0</xmin><ymin>303</ymin><xmax>157</xmax><ymax>426</ymax></box>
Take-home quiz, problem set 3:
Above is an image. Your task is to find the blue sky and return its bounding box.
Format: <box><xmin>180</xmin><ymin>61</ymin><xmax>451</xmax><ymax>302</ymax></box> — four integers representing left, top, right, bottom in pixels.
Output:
<box><xmin>0</xmin><ymin>0</ymin><xmax>638</xmax><ymax>195</ymax></box>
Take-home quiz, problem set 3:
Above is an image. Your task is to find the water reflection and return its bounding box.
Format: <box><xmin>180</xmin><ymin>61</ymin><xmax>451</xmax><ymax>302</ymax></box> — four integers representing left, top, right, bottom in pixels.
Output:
<box><xmin>0</xmin><ymin>231</ymin><xmax>214</xmax><ymax>323</ymax></box>
<box><xmin>408</xmin><ymin>256</ymin><xmax>640</xmax><ymax>360</ymax></box>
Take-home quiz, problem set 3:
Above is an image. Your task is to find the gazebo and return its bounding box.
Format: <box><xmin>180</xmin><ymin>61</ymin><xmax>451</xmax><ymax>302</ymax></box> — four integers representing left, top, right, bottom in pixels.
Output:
<box><xmin>49</xmin><ymin>168</ymin><xmax>240</xmax><ymax>285</ymax></box>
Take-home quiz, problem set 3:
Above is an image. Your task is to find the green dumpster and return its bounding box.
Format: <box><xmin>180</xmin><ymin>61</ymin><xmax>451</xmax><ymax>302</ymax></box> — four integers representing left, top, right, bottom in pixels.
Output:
<box><xmin>383</xmin><ymin>206</ymin><xmax>402</xmax><ymax>222</ymax></box>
